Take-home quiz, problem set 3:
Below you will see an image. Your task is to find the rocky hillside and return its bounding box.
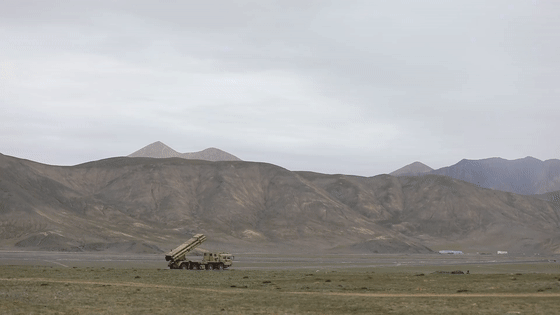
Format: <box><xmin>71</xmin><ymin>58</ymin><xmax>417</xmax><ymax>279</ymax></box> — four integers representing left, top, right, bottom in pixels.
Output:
<box><xmin>1</xmin><ymin>153</ymin><xmax>559</xmax><ymax>254</ymax></box>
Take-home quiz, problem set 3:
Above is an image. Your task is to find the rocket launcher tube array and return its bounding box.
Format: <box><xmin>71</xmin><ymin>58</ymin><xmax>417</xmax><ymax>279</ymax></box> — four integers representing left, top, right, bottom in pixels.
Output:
<box><xmin>165</xmin><ymin>233</ymin><xmax>207</xmax><ymax>262</ymax></box>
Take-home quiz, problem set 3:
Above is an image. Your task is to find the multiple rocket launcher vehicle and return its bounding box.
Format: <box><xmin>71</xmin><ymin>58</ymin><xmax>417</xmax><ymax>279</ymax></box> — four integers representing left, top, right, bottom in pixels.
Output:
<box><xmin>165</xmin><ymin>234</ymin><xmax>233</xmax><ymax>270</ymax></box>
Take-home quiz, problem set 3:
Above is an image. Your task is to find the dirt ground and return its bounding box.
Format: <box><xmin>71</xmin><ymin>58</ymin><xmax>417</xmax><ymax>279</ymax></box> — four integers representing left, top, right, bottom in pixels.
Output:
<box><xmin>1</xmin><ymin>252</ymin><xmax>560</xmax><ymax>314</ymax></box>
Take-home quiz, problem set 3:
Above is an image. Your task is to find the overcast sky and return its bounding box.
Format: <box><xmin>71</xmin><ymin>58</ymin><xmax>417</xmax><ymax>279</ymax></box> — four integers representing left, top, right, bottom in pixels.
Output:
<box><xmin>1</xmin><ymin>0</ymin><xmax>559</xmax><ymax>176</ymax></box>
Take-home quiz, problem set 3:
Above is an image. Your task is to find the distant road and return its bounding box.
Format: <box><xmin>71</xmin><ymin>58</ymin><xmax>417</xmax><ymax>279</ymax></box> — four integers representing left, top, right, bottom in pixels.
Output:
<box><xmin>0</xmin><ymin>250</ymin><xmax>558</xmax><ymax>271</ymax></box>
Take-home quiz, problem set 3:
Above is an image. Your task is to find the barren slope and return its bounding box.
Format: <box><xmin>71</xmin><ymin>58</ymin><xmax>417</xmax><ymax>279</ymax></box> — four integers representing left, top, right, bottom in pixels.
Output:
<box><xmin>297</xmin><ymin>172</ymin><xmax>560</xmax><ymax>253</ymax></box>
<box><xmin>1</xmin><ymin>153</ymin><xmax>559</xmax><ymax>254</ymax></box>
<box><xmin>0</xmin><ymin>153</ymin><xmax>427</xmax><ymax>253</ymax></box>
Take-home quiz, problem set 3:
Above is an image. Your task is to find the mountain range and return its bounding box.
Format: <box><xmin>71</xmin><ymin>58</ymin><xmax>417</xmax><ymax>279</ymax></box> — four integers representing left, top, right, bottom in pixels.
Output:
<box><xmin>130</xmin><ymin>142</ymin><xmax>560</xmax><ymax>196</ymax></box>
<box><xmin>391</xmin><ymin>157</ymin><xmax>560</xmax><ymax>195</ymax></box>
<box><xmin>1</xmin><ymin>152</ymin><xmax>559</xmax><ymax>254</ymax></box>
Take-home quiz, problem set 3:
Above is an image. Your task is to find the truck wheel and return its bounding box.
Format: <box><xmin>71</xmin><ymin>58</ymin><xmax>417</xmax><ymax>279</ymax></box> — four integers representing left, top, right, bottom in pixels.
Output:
<box><xmin>181</xmin><ymin>264</ymin><xmax>188</xmax><ymax>270</ymax></box>
<box><xmin>208</xmin><ymin>264</ymin><xmax>214</xmax><ymax>270</ymax></box>
<box><xmin>218</xmin><ymin>263</ymin><xmax>224</xmax><ymax>270</ymax></box>
<box><xmin>192</xmin><ymin>264</ymin><xmax>198</xmax><ymax>270</ymax></box>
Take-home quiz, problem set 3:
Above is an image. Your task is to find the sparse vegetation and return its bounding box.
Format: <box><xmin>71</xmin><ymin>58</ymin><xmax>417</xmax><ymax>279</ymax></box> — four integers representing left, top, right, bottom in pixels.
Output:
<box><xmin>1</xmin><ymin>261</ymin><xmax>560</xmax><ymax>314</ymax></box>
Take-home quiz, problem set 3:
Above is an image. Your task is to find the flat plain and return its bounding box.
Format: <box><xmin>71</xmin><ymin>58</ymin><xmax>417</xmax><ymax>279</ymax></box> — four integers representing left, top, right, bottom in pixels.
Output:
<box><xmin>1</xmin><ymin>252</ymin><xmax>560</xmax><ymax>314</ymax></box>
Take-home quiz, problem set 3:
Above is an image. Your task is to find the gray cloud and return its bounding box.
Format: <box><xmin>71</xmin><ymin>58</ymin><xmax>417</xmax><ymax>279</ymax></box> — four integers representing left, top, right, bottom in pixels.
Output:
<box><xmin>1</xmin><ymin>0</ymin><xmax>559</xmax><ymax>175</ymax></box>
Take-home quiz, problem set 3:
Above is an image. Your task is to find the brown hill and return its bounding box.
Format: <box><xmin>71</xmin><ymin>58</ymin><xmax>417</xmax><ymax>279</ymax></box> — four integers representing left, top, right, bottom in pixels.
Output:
<box><xmin>1</xmin><ymin>153</ymin><xmax>559</xmax><ymax>254</ymax></box>
<box><xmin>390</xmin><ymin>161</ymin><xmax>433</xmax><ymax>176</ymax></box>
<box><xmin>297</xmin><ymin>172</ymin><xmax>560</xmax><ymax>253</ymax></box>
<box><xmin>128</xmin><ymin>141</ymin><xmax>241</xmax><ymax>161</ymax></box>
<box><xmin>0</xmin><ymin>153</ymin><xmax>426</xmax><ymax>254</ymax></box>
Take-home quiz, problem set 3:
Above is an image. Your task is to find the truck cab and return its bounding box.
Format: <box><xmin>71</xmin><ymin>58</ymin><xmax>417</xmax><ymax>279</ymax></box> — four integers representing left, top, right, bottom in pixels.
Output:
<box><xmin>202</xmin><ymin>252</ymin><xmax>233</xmax><ymax>270</ymax></box>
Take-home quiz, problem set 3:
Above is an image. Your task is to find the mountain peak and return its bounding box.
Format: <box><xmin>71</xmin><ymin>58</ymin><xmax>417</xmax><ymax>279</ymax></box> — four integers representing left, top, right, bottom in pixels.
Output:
<box><xmin>390</xmin><ymin>161</ymin><xmax>433</xmax><ymax>176</ymax></box>
<box><xmin>522</xmin><ymin>156</ymin><xmax>541</xmax><ymax>161</ymax></box>
<box><xmin>128</xmin><ymin>142</ymin><xmax>241</xmax><ymax>162</ymax></box>
<box><xmin>128</xmin><ymin>141</ymin><xmax>180</xmax><ymax>158</ymax></box>
<box><xmin>181</xmin><ymin>147</ymin><xmax>241</xmax><ymax>161</ymax></box>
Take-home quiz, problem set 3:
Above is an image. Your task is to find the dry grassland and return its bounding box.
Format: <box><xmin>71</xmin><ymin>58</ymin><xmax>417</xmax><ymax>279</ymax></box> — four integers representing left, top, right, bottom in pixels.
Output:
<box><xmin>1</xmin><ymin>262</ymin><xmax>560</xmax><ymax>314</ymax></box>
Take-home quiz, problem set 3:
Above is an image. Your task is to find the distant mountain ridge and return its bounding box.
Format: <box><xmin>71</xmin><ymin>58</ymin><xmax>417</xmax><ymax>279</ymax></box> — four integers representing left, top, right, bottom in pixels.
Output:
<box><xmin>392</xmin><ymin>157</ymin><xmax>560</xmax><ymax>195</ymax></box>
<box><xmin>128</xmin><ymin>141</ymin><xmax>241</xmax><ymax>162</ymax></box>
